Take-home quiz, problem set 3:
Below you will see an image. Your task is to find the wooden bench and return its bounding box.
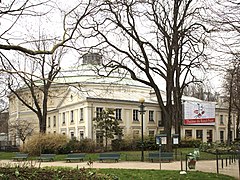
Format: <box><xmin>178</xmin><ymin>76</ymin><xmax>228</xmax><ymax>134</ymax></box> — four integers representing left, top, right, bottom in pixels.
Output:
<box><xmin>13</xmin><ymin>153</ymin><xmax>28</xmax><ymax>161</ymax></box>
<box><xmin>148</xmin><ymin>152</ymin><xmax>173</xmax><ymax>162</ymax></box>
<box><xmin>65</xmin><ymin>153</ymin><xmax>86</xmax><ymax>162</ymax></box>
<box><xmin>98</xmin><ymin>153</ymin><xmax>120</xmax><ymax>162</ymax></box>
<box><xmin>38</xmin><ymin>154</ymin><xmax>56</xmax><ymax>162</ymax></box>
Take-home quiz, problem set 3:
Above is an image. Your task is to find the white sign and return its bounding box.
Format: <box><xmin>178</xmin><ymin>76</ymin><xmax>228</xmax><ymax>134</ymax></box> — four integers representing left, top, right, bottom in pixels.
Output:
<box><xmin>183</xmin><ymin>101</ymin><xmax>215</xmax><ymax>125</ymax></box>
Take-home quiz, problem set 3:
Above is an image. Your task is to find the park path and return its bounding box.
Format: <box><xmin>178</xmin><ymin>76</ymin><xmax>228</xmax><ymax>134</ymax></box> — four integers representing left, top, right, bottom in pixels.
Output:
<box><xmin>0</xmin><ymin>159</ymin><xmax>238</xmax><ymax>179</ymax></box>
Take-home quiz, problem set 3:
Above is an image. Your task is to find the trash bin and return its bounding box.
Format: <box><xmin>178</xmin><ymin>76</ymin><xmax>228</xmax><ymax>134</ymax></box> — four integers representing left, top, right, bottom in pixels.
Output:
<box><xmin>187</xmin><ymin>153</ymin><xmax>196</xmax><ymax>169</ymax></box>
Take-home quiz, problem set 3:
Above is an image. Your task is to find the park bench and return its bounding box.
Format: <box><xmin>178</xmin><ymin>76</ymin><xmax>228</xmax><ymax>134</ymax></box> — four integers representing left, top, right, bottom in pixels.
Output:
<box><xmin>13</xmin><ymin>153</ymin><xmax>28</xmax><ymax>161</ymax></box>
<box><xmin>65</xmin><ymin>153</ymin><xmax>86</xmax><ymax>162</ymax></box>
<box><xmin>38</xmin><ymin>154</ymin><xmax>56</xmax><ymax>162</ymax></box>
<box><xmin>98</xmin><ymin>153</ymin><xmax>120</xmax><ymax>162</ymax></box>
<box><xmin>148</xmin><ymin>152</ymin><xmax>173</xmax><ymax>162</ymax></box>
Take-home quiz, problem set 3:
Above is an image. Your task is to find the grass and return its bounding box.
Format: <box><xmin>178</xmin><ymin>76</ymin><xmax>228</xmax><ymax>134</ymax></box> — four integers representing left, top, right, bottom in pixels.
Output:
<box><xmin>96</xmin><ymin>169</ymin><xmax>235</xmax><ymax>180</ymax></box>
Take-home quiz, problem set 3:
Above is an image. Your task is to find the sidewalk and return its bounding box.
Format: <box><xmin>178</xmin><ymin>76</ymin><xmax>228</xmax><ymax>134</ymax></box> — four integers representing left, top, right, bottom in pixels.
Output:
<box><xmin>0</xmin><ymin>159</ymin><xmax>238</xmax><ymax>179</ymax></box>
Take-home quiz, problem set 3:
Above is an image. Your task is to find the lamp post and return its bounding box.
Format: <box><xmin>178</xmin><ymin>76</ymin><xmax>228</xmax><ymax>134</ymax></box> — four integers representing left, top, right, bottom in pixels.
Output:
<box><xmin>139</xmin><ymin>98</ymin><xmax>145</xmax><ymax>162</ymax></box>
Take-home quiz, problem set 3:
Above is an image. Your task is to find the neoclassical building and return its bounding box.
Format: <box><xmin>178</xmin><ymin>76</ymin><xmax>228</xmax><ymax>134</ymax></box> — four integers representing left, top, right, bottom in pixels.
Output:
<box><xmin>8</xmin><ymin>53</ymin><xmax>236</xmax><ymax>146</ymax></box>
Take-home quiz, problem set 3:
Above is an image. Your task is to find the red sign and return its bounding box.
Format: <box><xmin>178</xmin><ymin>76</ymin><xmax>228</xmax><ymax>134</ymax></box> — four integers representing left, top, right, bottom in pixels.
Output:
<box><xmin>184</xmin><ymin>118</ymin><xmax>215</xmax><ymax>125</ymax></box>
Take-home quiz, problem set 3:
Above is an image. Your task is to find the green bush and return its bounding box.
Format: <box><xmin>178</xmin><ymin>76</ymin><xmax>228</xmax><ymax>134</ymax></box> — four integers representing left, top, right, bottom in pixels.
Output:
<box><xmin>79</xmin><ymin>138</ymin><xmax>96</xmax><ymax>153</ymax></box>
<box><xmin>23</xmin><ymin>133</ymin><xmax>68</xmax><ymax>155</ymax></box>
<box><xmin>111</xmin><ymin>136</ymin><xmax>158</xmax><ymax>151</ymax></box>
<box><xmin>180</xmin><ymin>138</ymin><xmax>202</xmax><ymax>148</ymax></box>
<box><xmin>58</xmin><ymin>137</ymin><xmax>81</xmax><ymax>154</ymax></box>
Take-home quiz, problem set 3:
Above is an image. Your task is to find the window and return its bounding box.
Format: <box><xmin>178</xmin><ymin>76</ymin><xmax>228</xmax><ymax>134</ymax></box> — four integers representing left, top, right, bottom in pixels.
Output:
<box><xmin>62</xmin><ymin>112</ymin><xmax>66</xmax><ymax>124</ymax></box>
<box><xmin>185</xmin><ymin>130</ymin><xmax>192</xmax><ymax>138</ymax></box>
<box><xmin>207</xmin><ymin>130</ymin><xmax>213</xmax><ymax>143</ymax></box>
<box><xmin>80</xmin><ymin>108</ymin><xmax>83</xmax><ymax>121</ymax></box>
<box><xmin>149</xmin><ymin>130</ymin><xmax>155</xmax><ymax>137</ymax></box>
<box><xmin>158</xmin><ymin>120</ymin><xmax>163</xmax><ymax>127</ymax></box>
<box><xmin>220</xmin><ymin>131</ymin><xmax>224</xmax><ymax>143</ymax></box>
<box><xmin>133</xmin><ymin>130</ymin><xmax>139</xmax><ymax>138</ymax></box>
<box><xmin>96</xmin><ymin>107</ymin><xmax>103</xmax><ymax>118</ymax></box>
<box><xmin>53</xmin><ymin>116</ymin><xmax>56</xmax><ymax>127</ymax></box>
<box><xmin>158</xmin><ymin>112</ymin><xmax>163</xmax><ymax>127</ymax></box>
<box><xmin>53</xmin><ymin>131</ymin><xmax>56</xmax><ymax>134</ymax></box>
<box><xmin>149</xmin><ymin>111</ymin><xmax>154</xmax><ymax>122</ymax></box>
<box><xmin>196</xmin><ymin>130</ymin><xmax>203</xmax><ymax>140</ymax></box>
<box><xmin>70</xmin><ymin>110</ymin><xmax>74</xmax><ymax>123</ymax></box>
<box><xmin>220</xmin><ymin>115</ymin><xmax>224</xmax><ymax>125</ymax></box>
<box><xmin>133</xmin><ymin>109</ymin><xmax>139</xmax><ymax>121</ymax></box>
<box><xmin>96</xmin><ymin>131</ymin><xmax>103</xmax><ymax>147</ymax></box>
<box><xmin>48</xmin><ymin>117</ymin><xmax>50</xmax><ymax>128</ymax></box>
<box><xmin>70</xmin><ymin>132</ymin><xmax>75</xmax><ymax>139</ymax></box>
<box><xmin>115</xmin><ymin>108</ymin><xmax>122</xmax><ymax>120</ymax></box>
<box><xmin>80</xmin><ymin>131</ymin><xmax>84</xmax><ymax>140</ymax></box>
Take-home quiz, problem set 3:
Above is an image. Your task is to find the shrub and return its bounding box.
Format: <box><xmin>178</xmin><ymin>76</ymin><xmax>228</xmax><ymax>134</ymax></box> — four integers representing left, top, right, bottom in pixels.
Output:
<box><xmin>58</xmin><ymin>137</ymin><xmax>81</xmax><ymax>154</ymax></box>
<box><xmin>180</xmin><ymin>138</ymin><xmax>202</xmax><ymax>148</ymax></box>
<box><xmin>79</xmin><ymin>138</ymin><xmax>96</xmax><ymax>153</ymax></box>
<box><xmin>22</xmin><ymin>133</ymin><xmax>68</xmax><ymax>155</ymax></box>
<box><xmin>111</xmin><ymin>135</ymin><xmax>158</xmax><ymax>151</ymax></box>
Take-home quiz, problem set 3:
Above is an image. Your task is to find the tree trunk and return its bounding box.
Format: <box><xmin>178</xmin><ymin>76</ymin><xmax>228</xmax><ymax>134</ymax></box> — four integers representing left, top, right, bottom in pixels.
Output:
<box><xmin>227</xmin><ymin>75</ymin><xmax>233</xmax><ymax>146</ymax></box>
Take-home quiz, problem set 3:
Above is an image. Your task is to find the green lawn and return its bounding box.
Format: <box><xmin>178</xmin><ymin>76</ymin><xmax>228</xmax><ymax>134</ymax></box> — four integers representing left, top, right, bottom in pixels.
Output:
<box><xmin>96</xmin><ymin>169</ymin><xmax>235</xmax><ymax>180</ymax></box>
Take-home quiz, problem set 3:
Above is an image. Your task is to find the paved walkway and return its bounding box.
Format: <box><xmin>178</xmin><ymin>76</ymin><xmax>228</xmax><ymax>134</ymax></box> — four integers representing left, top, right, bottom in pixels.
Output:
<box><xmin>0</xmin><ymin>160</ymin><xmax>238</xmax><ymax>179</ymax></box>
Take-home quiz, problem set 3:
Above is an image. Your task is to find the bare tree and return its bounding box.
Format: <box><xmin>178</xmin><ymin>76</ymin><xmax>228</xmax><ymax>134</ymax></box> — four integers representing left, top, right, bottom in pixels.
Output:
<box><xmin>76</xmin><ymin>0</ymin><xmax>208</xmax><ymax>150</ymax></box>
<box><xmin>0</xmin><ymin>0</ymin><xmax>94</xmax><ymax>55</ymax></box>
<box><xmin>9</xmin><ymin>119</ymin><xmax>35</xmax><ymax>150</ymax></box>
<box><xmin>206</xmin><ymin>0</ymin><xmax>240</xmax><ymax>142</ymax></box>
<box><xmin>0</xmin><ymin>0</ymin><xmax>97</xmax><ymax>133</ymax></box>
<box><xmin>1</xmin><ymin>45</ymin><xmax>63</xmax><ymax>133</ymax></box>
<box><xmin>183</xmin><ymin>83</ymin><xmax>218</xmax><ymax>101</ymax></box>
<box><xmin>223</xmin><ymin>60</ymin><xmax>240</xmax><ymax>144</ymax></box>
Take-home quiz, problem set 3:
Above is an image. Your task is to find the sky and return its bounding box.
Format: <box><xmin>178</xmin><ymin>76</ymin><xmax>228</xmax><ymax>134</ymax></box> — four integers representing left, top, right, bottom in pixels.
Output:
<box><xmin>0</xmin><ymin>0</ymin><xmax>232</xmax><ymax>94</ymax></box>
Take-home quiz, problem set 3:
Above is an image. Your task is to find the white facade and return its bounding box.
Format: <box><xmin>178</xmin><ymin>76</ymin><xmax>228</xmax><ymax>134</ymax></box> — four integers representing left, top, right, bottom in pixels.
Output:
<box><xmin>8</xmin><ymin>55</ymin><xmax>237</xmax><ymax>144</ymax></box>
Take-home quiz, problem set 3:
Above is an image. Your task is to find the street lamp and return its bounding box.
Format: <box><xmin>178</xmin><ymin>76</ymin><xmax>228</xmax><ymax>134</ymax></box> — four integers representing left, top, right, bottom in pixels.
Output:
<box><xmin>139</xmin><ymin>98</ymin><xmax>146</xmax><ymax>162</ymax></box>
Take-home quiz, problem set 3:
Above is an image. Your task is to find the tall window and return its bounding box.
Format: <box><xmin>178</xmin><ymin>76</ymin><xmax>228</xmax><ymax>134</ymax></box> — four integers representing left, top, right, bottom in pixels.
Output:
<box><xmin>149</xmin><ymin>130</ymin><xmax>155</xmax><ymax>137</ymax></box>
<box><xmin>196</xmin><ymin>130</ymin><xmax>203</xmax><ymax>140</ymax></box>
<box><xmin>70</xmin><ymin>110</ymin><xmax>74</xmax><ymax>123</ymax></box>
<box><xmin>96</xmin><ymin>107</ymin><xmax>103</xmax><ymax>118</ymax></box>
<box><xmin>149</xmin><ymin>111</ymin><xmax>154</xmax><ymax>122</ymax></box>
<box><xmin>70</xmin><ymin>132</ymin><xmax>75</xmax><ymax>139</ymax></box>
<box><xmin>80</xmin><ymin>131</ymin><xmax>84</xmax><ymax>140</ymax></box>
<box><xmin>158</xmin><ymin>112</ymin><xmax>163</xmax><ymax>127</ymax></box>
<box><xmin>207</xmin><ymin>130</ymin><xmax>213</xmax><ymax>143</ymax></box>
<box><xmin>62</xmin><ymin>112</ymin><xmax>66</xmax><ymax>124</ymax></box>
<box><xmin>116</xmin><ymin>108</ymin><xmax>122</xmax><ymax>120</ymax></box>
<box><xmin>53</xmin><ymin>116</ymin><xmax>56</xmax><ymax>127</ymax></box>
<box><xmin>220</xmin><ymin>131</ymin><xmax>224</xmax><ymax>143</ymax></box>
<box><xmin>96</xmin><ymin>131</ymin><xmax>103</xmax><ymax>147</ymax></box>
<box><xmin>48</xmin><ymin>117</ymin><xmax>51</xmax><ymax>128</ymax></box>
<box><xmin>133</xmin><ymin>130</ymin><xmax>139</xmax><ymax>138</ymax></box>
<box><xmin>220</xmin><ymin>115</ymin><xmax>224</xmax><ymax>124</ymax></box>
<box><xmin>80</xmin><ymin>108</ymin><xmax>83</xmax><ymax>121</ymax></box>
<box><xmin>133</xmin><ymin>109</ymin><xmax>139</xmax><ymax>121</ymax></box>
<box><xmin>185</xmin><ymin>130</ymin><xmax>192</xmax><ymax>138</ymax></box>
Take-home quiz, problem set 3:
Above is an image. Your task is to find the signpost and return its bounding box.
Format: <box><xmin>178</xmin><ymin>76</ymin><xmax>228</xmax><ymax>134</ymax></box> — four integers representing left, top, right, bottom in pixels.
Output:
<box><xmin>156</xmin><ymin>134</ymin><xmax>167</xmax><ymax>170</ymax></box>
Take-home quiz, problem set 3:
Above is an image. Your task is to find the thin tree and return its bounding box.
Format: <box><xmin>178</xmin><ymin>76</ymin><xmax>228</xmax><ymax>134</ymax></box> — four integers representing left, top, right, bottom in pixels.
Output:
<box><xmin>93</xmin><ymin>108</ymin><xmax>122</xmax><ymax>150</ymax></box>
<box><xmin>9</xmin><ymin>119</ymin><xmax>35</xmax><ymax>150</ymax></box>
